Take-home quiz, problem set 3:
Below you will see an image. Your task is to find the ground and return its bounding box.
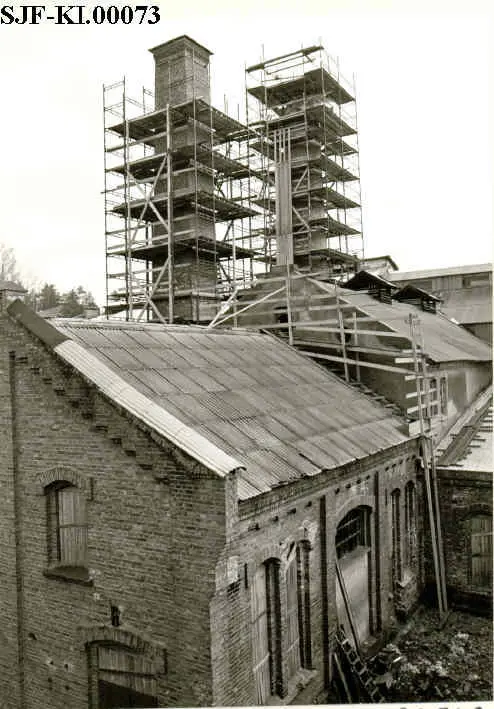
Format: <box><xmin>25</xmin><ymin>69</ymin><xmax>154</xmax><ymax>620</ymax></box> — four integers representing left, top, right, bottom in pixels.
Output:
<box><xmin>377</xmin><ymin>606</ymin><xmax>493</xmax><ymax>703</ymax></box>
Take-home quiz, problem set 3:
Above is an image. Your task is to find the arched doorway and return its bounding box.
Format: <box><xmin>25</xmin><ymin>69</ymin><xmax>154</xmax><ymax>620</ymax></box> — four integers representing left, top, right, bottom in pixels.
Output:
<box><xmin>335</xmin><ymin>506</ymin><xmax>372</xmax><ymax>644</ymax></box>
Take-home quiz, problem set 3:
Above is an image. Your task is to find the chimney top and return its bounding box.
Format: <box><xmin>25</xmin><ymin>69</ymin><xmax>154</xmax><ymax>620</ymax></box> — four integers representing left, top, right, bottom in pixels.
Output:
<box><xmin>149</xmin><ymin>35</ymin><xmax>213</xmax><ymax>60</ymax></box>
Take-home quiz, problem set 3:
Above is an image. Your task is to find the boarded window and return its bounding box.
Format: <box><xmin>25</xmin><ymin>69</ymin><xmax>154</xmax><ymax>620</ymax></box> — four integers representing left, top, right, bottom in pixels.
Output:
<box><xmin>470</xmin><ymin>515</ymin><xmax>492</xmax><ymax>589</ymax></box>
<box><xmin>440</xmin><ymin>376</ymin><xmax>448</xmax><ymax>416</ymax></box>
<box><xmin>297</xmin><ymin>544</ymin><xmax>311</xmax><ymax>669</ymax></box>
<box><xmin>404</xmin><ymin>482</ymin><xmax>417</xmax><ymax>570</ymax></box>
<box><xmin>391</xmin><ymin>489</ymin><xmax>401</xmax><ymax>583</ymax></box>
<box><xmin>90</xmin><ymin>644</ymin><xmax>158</xmax><ymax>708</ymax></box>
<box><xmin>53</xmin><ymin>485</ymin><xmax>88</xmax><ymax>567</ymax></box>
<box><xmin>251</xmin><ymin>564</ymin><xmax>271</xmax><ymax>704</ymax></box>
<box><xmin>285</xmin><ymin>553</ymin><xmax>301</xmax><ymax>680</ymax></box>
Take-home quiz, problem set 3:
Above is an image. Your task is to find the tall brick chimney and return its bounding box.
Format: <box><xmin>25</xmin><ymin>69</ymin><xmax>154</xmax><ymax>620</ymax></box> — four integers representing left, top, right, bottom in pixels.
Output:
<box><xmin>149</xmin><ymin>35</ymin><xmax>212</xmax><ymax>108</ymax></box>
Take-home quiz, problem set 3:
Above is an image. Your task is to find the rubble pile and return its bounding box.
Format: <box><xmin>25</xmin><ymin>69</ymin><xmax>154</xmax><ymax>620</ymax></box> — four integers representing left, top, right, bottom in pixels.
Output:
<box><xmin>380</xmin><ymin>608</ymin><xmax>492</xmax><ymax>702</ymax></box>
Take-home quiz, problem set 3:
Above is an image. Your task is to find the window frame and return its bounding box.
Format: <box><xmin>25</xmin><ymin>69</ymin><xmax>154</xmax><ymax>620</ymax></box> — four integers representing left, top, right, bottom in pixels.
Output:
<box><xmin>469</xmin><ymin>514</ymin><xmax>492</xmax><ymax>590</ymax></box>
<box><xmin>391</xmin><ymin>488</ymin><xmax>402</xmax><ymax>584</ymax></box>
<box><xmin>88</xmin><ymin>641</ymin><xmax>159</xmax><ymax>709</ymax></box>
<box><xmin>336</xmin><ymin>507</ymin><xmax>370</xmax><ymax>560</ymax></box>
<box><xmin>404</xmin><ymin>481</ymin><xmax>417</xmax><ymax>573</ymax></box>
<box><xmin>45</xmin><ymin>481</ymin><xmax>90</xmax><ymax>584</ymax></box>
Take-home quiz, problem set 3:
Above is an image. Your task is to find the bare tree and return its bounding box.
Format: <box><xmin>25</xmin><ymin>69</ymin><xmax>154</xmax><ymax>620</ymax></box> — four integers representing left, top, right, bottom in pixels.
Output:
<box><xmin>0</xmin><ymin>243</ymin><xmax>22</xmax><ymax>283</ymax></box>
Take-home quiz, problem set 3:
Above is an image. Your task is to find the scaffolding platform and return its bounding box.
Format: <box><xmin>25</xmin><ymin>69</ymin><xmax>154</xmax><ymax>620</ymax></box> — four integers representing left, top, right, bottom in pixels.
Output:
<box><xmin>109</xmin><ymin>234</ymin><xmax>257</xmax><ymax>261</ymax></box>
<box><xmin>250</xmin><ymin>102</ymin><xmax>356</xmax><ymax>138</ymax></box>
<box><xmin>110</xmin><ymin>149</ymin><xmax>258</xmax><ymax>182</ymax></box>
<box><xmin>113</xmin><ymin>188</ymin><xmax>257</xmax><ymax>222</ymax></box>
<box><xmin>109</xmin><ymin>97</ymin><xmax>252</xmax><ymax>144</ymax></box>
<box><xmin>248</xmin><ymin>67</ymin><xmax>355</xmax><ymax>107</ymax></box>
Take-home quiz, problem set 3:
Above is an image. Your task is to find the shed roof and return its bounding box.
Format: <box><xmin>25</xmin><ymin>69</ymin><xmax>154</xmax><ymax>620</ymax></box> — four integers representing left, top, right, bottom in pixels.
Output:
<box><xmin>7</xmin><ymin>302</ymin><xmax>410</xmax><ymax>500</ymax></box>
<box><xmin>334</xmin><ymin>288</ymin><xmax>492</xmax><ymax>363</ymax></box>
<box><xmin>388</xmin><ymin>263</ymin><xmax>492</xmax><ymax>281</ymax></box>
<box><xmin>437</xmin><ymin>387</ymin><xmax>492</xmax><ymax>473</ymax></box>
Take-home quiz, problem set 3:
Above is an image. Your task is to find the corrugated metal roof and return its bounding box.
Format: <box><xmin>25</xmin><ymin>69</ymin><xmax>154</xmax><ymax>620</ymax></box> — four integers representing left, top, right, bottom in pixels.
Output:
<box><xmin>438</xmin><ymin>391</ymin><xmax>493</xmax><ymax>473</ymax></box>
<box><xmin>388</xmin><ymin>263</ymin><xmax>492</xmax><ymax>280</ymax></box>
<box><xmin>336</xmin><ymin>289</ymin><xmax>492</xmax><ymax>363</ymax></box>
<box><xmin>48</xmin><ymin>319</ymin><xmax>409</xmax><ymax>500</ymax></box>
<box><xmin>441</xmin><ymin>301</ymin><xmax>492</xmax><ymax>326</ymax></box>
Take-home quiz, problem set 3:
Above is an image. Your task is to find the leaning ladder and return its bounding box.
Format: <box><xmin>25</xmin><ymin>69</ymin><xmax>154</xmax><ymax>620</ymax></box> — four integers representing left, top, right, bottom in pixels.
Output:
<box><xmin>409</xmin><ymin>314</ymin><xmax>448</xmax><ymax>621</ymax></box>
<box><xmin>335</xmin><ymin>627</ymin><xmax>385</xmax><ymax>703</ymax></box>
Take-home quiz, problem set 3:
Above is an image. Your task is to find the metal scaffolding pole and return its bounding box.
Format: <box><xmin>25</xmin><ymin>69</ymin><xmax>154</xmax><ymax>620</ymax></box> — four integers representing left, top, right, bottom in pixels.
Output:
<box><xmin>166</xmin><ymin>103</ymin><xmax>174</xmax><ymax>324</ymax></box>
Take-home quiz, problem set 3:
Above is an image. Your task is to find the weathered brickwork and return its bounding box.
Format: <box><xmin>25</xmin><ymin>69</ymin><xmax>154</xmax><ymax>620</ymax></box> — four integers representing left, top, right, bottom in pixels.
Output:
<box><xmin>0</xmin><ymin>311</ymin><xmax>423</xmax><ymax>708</ymax></box>
<box><xmin>209</xmin><ymin>445</ymin><xmax>421</xmax><ymax>705</ymax></box>
<box><xmin>0</xmin><ymin>314</ymin><xmax>226</xmax><ymax>709</ymax></box>
<box><xmin>438</xmin><ymin>468</ymin><xmax>492</xmax><ymax>608</ymax></box>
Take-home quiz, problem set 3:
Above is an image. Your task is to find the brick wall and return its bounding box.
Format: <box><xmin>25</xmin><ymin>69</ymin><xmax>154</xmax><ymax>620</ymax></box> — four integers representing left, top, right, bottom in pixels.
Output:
<box><xmin>0</xmin><ymin>313</ymin><xmax>227</xmax><ymax>709</ymax></box>
<box><xmin>0</xmin><ymin>319</ymin><xmax>23</xmax><ymax>706</ymax></box>
<box><xmin>208</xmin><ymin>443</ymin><xmax>421</xmax><ymax>705</ymax></box>
<box><xmin>437</xmin><ymin>468</ymin><xmax>492</xmax><ymax>608</ymax></box>
<box><xmin>0</xmin><ymin>310</ymin><xmax>425</xmax><ymax>708</ymax></box>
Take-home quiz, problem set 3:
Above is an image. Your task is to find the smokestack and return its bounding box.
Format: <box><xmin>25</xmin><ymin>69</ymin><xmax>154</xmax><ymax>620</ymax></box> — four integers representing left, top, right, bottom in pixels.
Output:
<box><xmin>149</xmin><ymin>35</ymin><xmax>212</xmax><ymax>108</ymax></box>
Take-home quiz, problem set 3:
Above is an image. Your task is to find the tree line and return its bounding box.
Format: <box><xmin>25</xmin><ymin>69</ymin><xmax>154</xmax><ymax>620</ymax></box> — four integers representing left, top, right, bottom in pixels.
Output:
<box><xmin>1</xmin><ymin>243</ymin><xmax>99</xmax><ymax>317</ymax></box>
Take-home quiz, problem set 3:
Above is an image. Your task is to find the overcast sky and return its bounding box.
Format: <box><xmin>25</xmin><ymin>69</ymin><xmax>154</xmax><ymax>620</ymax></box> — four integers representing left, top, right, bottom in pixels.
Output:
<box><xmin>0</xmin><ymin>0</ymin><xmax>492</xmax><ymax>306</ymax></box>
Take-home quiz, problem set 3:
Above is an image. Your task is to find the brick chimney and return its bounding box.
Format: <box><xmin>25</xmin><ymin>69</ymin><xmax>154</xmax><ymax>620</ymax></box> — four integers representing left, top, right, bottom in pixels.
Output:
<box><xmin>149</xmin><ymin>35</ymin><xmax>212</xmax><ymax>108</ymax></box>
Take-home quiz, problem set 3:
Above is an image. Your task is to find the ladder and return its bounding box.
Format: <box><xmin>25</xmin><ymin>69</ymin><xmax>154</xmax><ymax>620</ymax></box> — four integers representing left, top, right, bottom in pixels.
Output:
<box><xmin>335</xmin><ymin>627</ymin><xmax>385</xmax><ymax>703</ymax></box>
<box><xmin>409</xmin><ymin>314</ymin><xmax>448</xmax><ymax>622</ymax></box>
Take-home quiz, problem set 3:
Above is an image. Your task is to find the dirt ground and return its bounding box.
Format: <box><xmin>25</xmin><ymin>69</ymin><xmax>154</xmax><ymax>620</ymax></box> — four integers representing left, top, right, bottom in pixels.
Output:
<box><xmin>377</xmin><ymin>606</ymin><xmax>493</xmax><ymax>703</ymax></box>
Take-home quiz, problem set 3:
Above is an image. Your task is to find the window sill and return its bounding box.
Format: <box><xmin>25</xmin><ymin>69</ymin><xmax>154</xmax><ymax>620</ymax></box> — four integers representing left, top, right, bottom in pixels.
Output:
<box><xmin>43</xmin><ymin>566</ymin><xmax>93</xmax><ymax>586</ymax></box>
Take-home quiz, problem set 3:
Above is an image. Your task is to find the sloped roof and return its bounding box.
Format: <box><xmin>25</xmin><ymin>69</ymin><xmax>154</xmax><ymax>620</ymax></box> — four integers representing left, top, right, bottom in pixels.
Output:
<box><xmin>345</xmin><ymin>270</ymin><xmax>397</xmax><ymax>291</ymax></box>
<box><xmin>8</xmin><ymin>302</ymin><xmax>410</xmax><ymax>501</ymax></box>
<box><xmin>439</xmin><ymin>290</ymin><xmax>493</xmax><ymax>326</ymax></box>
<box><xmin>388</xmin><ymin>263</ymin><xmax>492</xmax><ymax>281</ymax></box>
<box><xmin>335</xmin><ymin>288</ymin><xmax>492</xmax><ymax>363</ymax></box>
<box><xmin>394</xmin><ymin>285</ymin><xmax>442</xmax><ymax>303</ymax></box>
<box><xmin>437</xmin><ymin>387</ymin><xmax>492</xmax><ymax>473</ymax></box>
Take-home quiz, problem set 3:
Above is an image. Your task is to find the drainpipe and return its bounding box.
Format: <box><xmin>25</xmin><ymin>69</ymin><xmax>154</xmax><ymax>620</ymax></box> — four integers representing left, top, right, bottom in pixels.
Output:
<box><xmin>9</xmin><ymin>350</ymin><xmax>26</xmax><ymax>708</ymax></box>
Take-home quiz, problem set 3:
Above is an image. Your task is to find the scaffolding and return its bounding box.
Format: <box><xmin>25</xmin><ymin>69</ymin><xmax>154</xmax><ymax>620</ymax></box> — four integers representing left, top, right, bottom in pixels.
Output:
<box><xmin>103</xmin><ymin>61</ymin><xmax>266</xmax><ymax>322</ymax></box>
<box><xmin>245</xmin><ymin>45</ymin><xmax>364</xmax><ymax>278</ymax></box>
<box><xmin>103</xmin><ymin>40</ymin><xmax>364</xmax><ymax>324</ymax></box>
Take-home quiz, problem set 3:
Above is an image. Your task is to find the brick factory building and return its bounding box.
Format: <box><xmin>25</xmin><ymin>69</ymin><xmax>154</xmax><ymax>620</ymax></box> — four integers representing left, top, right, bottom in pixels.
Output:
<box><xmin>0</xmin><ymin>32</ymin><xmax>491</xmax><ymax>709</ymax></box>
<box><xmin>1</xmin><ymin>299</ymin><xmax>422</xmax><ymax>707</ymax></box>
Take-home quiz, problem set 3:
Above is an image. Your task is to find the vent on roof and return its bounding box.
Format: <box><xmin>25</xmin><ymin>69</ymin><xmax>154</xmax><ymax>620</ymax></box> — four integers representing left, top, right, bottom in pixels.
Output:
<box><xmin>393</xmin><ymin>285</ymin><xmax>441</xmax><ymax>314</ymax></box>
<box><xmin>369</xmin><ymin>285</ymin><xmax>393</xmax><ymax>304</ymax></box>
<box><xmin>344</xmin><ymin>270</ymin><xmax>396</xmax><ymax>303</ymax></box>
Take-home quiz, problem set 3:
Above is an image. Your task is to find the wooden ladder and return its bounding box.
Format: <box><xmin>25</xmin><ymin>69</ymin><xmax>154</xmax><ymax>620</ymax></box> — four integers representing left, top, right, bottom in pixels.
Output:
<box><xmin>335</xmin><ymin>627</ymin><xmax>385</xmax><ymax>703</ymax></box>
<box><xmin>409</xmin><ymin>313</ymin><xmax>448</xmax><ymax>622</ymax></box>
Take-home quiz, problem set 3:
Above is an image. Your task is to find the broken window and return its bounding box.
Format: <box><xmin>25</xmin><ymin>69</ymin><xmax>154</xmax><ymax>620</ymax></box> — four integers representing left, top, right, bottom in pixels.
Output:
<box><xmin>46</xmin><ymin>483</ymin><xmax>88</xmax><ymax>569</ymax></box>
<box><xmin>470</xmin><ymin>515</ymin><xmax>492</xmax><ymax>589</ymax></box>
<box><xmin>335</xmin><ymin>508</ymin><xmax>369</xmax><ymax>559</ymax></box>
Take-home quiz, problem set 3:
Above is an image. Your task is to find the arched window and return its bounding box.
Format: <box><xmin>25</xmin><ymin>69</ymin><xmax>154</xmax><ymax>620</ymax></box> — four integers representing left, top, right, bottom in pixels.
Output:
<box><xmin>470</xmin><ymin>515</ymin><xmax>492</xmax><ymax>589</ymax></box>
<box><xmin>251</xmin><ymin>547</ymin><xmax>312</xmax><ymax>704</ymax></box>
<box><xmin>335</xmin><ymin>507</ymin><xmax>370</xmax><ymax>559</ymax></box>
<box><xmin>335</xmin><ymin>507</ymin><xmax>372</xmax><ymax>643</ymax></box>
<box><xmin>391</xmin><ymin>489</ymin><xmax>401</xmax><ymax>583</ymax></box>
<box><xmin>404</xmin><ymin>482</ymin><xmax>417</xmax><ymax>571</ymax></box>
<box><xmin>46</xmin><ymin>482</ymin><xmax>88</xmax><ymax>570</ymax></box>
<box><xmin>251</xmin><ymin>560</ymin><xmax>280</xmax><ymax>703</ymax></box>
<box><xmin>285</xmin><ymin>542</ymin><xmax>311</xmax><ymax>681</ymax></box>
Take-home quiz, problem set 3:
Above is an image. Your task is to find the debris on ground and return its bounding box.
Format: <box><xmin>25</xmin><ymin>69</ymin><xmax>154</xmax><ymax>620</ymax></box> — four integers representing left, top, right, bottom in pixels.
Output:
<box><xmin>375</xmin><ymin>607</ymin><xmax>493</xmax><ymax>702</ymax></box>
